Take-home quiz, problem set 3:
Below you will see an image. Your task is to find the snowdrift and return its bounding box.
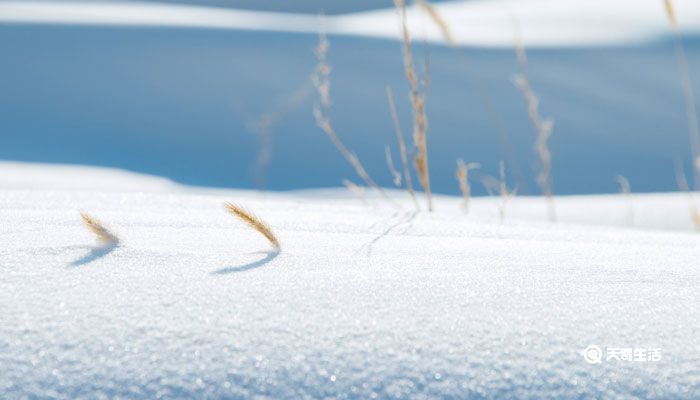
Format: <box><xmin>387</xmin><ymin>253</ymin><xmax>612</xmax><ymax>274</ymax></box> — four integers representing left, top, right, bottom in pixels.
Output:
<box><xmin>2</xmin><ymin>162</ymin><xmax>699</xmax><ymax>398</ymax></box>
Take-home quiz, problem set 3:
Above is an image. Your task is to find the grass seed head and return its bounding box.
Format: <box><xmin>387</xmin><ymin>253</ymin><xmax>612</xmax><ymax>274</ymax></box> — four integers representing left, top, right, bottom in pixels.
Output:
<box><xmin>224</xmin><ymin>202</ymin><xmax>280</xmax><ymax>251</ymax></box>
<box><xmin>80</xmin><ymin>212</ymin><xmax>119</xmax><ymax>244</ymax></box>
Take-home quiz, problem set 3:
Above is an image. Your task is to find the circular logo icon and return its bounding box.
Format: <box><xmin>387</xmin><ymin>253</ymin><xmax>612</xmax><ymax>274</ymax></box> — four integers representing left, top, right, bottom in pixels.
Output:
<box><xmin>583</xmin><ymin>345</ymin><xmax>603</xmax><ymax>364</ymax></box>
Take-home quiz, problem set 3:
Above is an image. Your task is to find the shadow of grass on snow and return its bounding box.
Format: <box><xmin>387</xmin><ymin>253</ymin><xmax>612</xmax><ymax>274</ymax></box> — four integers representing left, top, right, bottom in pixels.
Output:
<box><xmin>212</xmin><ymin>250</ymin><xmax>279</xmax><ymax>275</ymax></box>
<box><xmin>68</xmin><ymin>242</ymin><xmax>119</xmax><ymax>267</ymax></box>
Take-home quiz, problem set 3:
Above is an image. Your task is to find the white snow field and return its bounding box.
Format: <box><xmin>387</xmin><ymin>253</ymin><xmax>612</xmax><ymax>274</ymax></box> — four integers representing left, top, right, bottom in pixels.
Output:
<box><xmin>1</xmin><ymin>162</ymin><xmax>699</xmax><ymax>398</ymax></box>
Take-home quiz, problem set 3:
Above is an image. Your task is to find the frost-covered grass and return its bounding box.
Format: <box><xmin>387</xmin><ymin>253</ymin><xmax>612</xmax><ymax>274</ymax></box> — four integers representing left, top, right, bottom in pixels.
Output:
<box><xmin>1</xmin><ymin>163</ymin><xmax>699</xmax><ymax>398</ymax></box>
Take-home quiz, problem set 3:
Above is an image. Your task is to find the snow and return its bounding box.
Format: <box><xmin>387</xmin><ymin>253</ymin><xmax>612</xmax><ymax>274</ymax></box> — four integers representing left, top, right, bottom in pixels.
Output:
<box><xmin>2</xmin><ymin>162</ymin><xmax>699</xmax><ymax>398</ymax></box>
<box><xmin>337</xmin><ymin>0</ymin><xmax>700</xmax><ymax>47</ymax></box>
<box><xmin>2</xmin><ymin>1</ymin><xmax>699</xmax><ymax>397</ymax></box>
<box><xmin>1</xmin><ymin>0</ymin><xmax>699</xmax><ymax>47</ymax></box>
<box><xmin>0</xmin><ymin>1</ymin><xmax>321</xmax><ymax>35</ymax></box>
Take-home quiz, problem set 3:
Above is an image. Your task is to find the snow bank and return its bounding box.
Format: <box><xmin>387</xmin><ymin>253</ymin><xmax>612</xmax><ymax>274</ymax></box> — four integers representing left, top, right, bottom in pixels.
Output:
<box><xmin>1</xmin><ymin>0</ymin><xmax>699</xmax><ymax>47</ymax></box>
<box><xmin>336</xmin><ymin>0</ymin><xmax>700</xmax><ymax>47</ymax></box>
<box><xmin>1</xmin><ymin>162</ymin><xmax>699</xmax><ymax>398</ymax></box>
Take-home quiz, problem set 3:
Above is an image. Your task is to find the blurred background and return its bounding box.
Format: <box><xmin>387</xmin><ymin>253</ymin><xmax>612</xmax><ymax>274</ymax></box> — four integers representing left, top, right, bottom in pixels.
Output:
<box><xmin>1</xmin><ymin>0</ymin><xmax>699</xmax><ymax>195</ymax></box>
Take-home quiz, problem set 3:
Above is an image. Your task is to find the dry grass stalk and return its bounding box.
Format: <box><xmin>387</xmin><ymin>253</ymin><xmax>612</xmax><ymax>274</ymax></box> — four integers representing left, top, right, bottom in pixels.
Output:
<box><xmin>312</xmin><ymin>30</ymin><xmax>392</xmax><ymax>203</ymax></box>
<box><xmin>252</xmin><ymin>114</ymin><xmax>273</xmax><ymax>190</ymax></box>
<box><xmin>80</xmin><ymin>212</ymin><xmax>119</xmax><ymax>244</ymax></box>
<box><xmin>394</xmin><ymin>0</ymin><xmax>433</xmax><ymax>211</ymax></box>
<box><xmin>675</xmin><ymin>164</ymin><xmax>700</xmax><ymax>230</ymax></box>
<box><xmin>224</xmin><ymin>202</ymin><xmax>280</xmax><ymax>251</ymax></box>
<box><xmin>664</xmin><ymin>0</ymin><xmax>700</xmax><ymax>188</ymax></box>
<box><xmin>615</xmin><ymin>175</ymin><xmax>631</xmax><ymax>195</ymax></box>
<box><xmin>513</xmin><ymin>74</ymin><xmax>555</xmax><ymax>218</ymax></box>
<box><xmin>385</xmin><ymin>145</ymin><xmax>402</xmax><ymax>187</ymax></box>
<box><xmin>481</xmin><ymin>161</ymin><xmax>518</xmax><ymax>223</ymax></box>
<box><xmin>455</xmin><ymin>159</ymin><xmax>480</xmax><ymax>213</ymax></box>
<box><xmin>419</xmin><ymin>0</ymin><xmax>531</xmax><ymax>197</ymax></box>
<box><xmin>615</xmin><ymin>175</ymin><xmax>634</xmax><ymax>226</ymax></box>
<box><xmin>416</xmin><ymin>0</ymin><xmax>455</xmax><ymax>46</ymax></box>
<box><xmin>479</xmin><ymin>162</ymin><xmax>516</xmax><ymax>223</ymax></box>
<box><xmin>513</xmin><ymin>28</ymin><xmax>528</xmax><ymax>68</ymax></box>
<box><xmin>386</xmin><ymin>85</ymin><xmax>420</xmax><ymax>211</ymax></box>
<box><xmin>422</xmin><ymin>53</ymin><xmax>432</xmax><ymax>102</ymax></box>
<box><xmin>251</xmin><ymin>80</ymin><xmax>312</xmax><ymax>190</ymax></box>
<box><xmin>497</xmin><ymin>161</ymin><xmax>513</xmax><ymax>223</ymax></box>
<box><xmin>342</xmin><ymin>179</ymin><xmax>367</xmax><ymax>203</ymax></box>
<box><xmin>664</xmin><ymin>0</ymin><xmax>678</xmax><ymax>28</ymax></box>
<box><xmin>512</xmin><ymin>29</ymin><xmax>556</xmax><ymax>222</ymax></box>
<box><xmin>417</xmin><ymin>0</ymin><xmax>529</xmax><ymax>194</ymax></box>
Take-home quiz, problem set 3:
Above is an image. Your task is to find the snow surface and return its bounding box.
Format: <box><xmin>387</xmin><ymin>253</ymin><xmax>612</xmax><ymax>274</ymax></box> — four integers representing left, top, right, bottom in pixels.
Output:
<box><xmin>2</xmin><ymin>162</ymin><xmax>699</xmax><ymax>398</ymax></box>
<box><xmin>1</xmin><ymin>0</ymin><xmax>699</xmax><ymax>46</ymax></box>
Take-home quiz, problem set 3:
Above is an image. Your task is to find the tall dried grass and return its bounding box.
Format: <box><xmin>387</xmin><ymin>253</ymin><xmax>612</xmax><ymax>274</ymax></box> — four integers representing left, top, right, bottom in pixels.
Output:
<box><xmin>386</xmin><ymin>85</ymin><xmax>420</xmax><ymax>211</ymax></box>
<box><xmin>251</xmin><ymin>79</ymin><xmax>312</xmax><ymax>190</ymax></box>
<box><xmin>342</xmin><ymin>179</ymin><xmax>367</xmax><ymax>204</ymax></box>
<box><xmin>394</xmin><ymin>0</ymin><xmax>433</xmax><ymax>212</ymax></box>
<box><xmin>497</xmin><ymin>161</ymin><xmax>514</xmax><ymax>223</ymax></box>
<box><xmin>312</xmin><ymin>30</ymin><xmax>391</xmax><ymax>203</ymax></box>
<box><xmin>455</xmin><ymin>159</ymin><xmax>479</xmax><ymax>213</ymax></box>
<box><xmin>384</xmin><ymin>145</ymin><xmax>402</xmax><ymax>187</ymax></box>
<box><xmin>664</xmin><ymin>0</ymin><xmax>700</xmax><ymax>188</ymax></box>
<box><xmin>480</xmin><ymin>161</ymin><xmax>516</xmax><ymax>223</ymax></box>
<box><xmin>415</xmin><ymin>0</ymin><xmax>455</xmax><ymax>46</ymax></box>
<box><xmin>511</xmin><ymin>26</ymin><xmax>556</xmax><ymax>222</ymax></box>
